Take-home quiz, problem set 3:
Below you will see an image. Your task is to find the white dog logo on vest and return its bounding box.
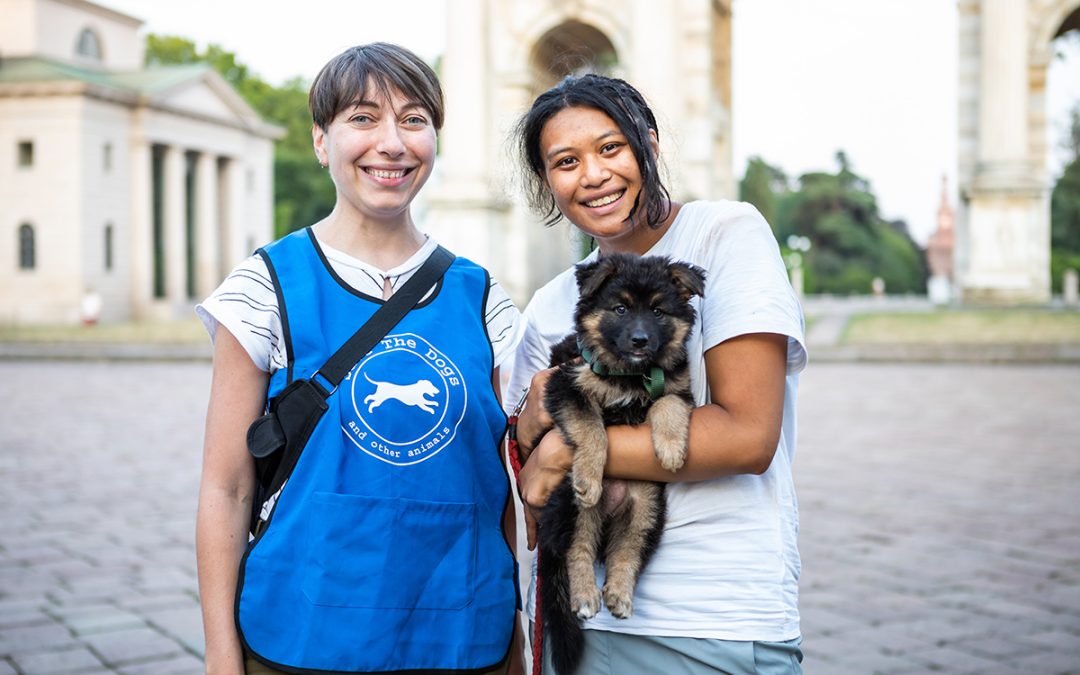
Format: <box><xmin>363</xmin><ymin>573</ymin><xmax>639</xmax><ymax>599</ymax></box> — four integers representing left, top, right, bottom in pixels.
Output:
<box><xmin>342</xmin><ymin>333</ymin><xmax>468</xmax><ymax>466</ymax></box>
<box><xmin>363</xmin><ymin>373</ymin><xmax>440</xmax><ymax>414</ymax></box>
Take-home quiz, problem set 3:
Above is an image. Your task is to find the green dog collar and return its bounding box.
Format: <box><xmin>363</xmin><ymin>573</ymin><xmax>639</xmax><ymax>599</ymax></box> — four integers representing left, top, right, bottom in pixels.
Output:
<box><xmin>577</xmin><ymin>340</ymin><xmax>666</xmax><ymax>400</ymax></box>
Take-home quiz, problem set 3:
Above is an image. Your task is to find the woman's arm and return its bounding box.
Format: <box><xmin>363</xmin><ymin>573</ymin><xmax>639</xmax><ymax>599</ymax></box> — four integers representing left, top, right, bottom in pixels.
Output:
<box><xmin>517</xmin><ymin>332</ymin><xmax>787</xmax><ymax>538</ymax></box>
<box><xmin>607</xmin><ymin>331</ymin><xmax>787</xmax><ymax>481</ymax></box>
<box><xmin>196</xmin><ymin>328</ymin><xmax>268</xmax><ymax>675</ymax></box>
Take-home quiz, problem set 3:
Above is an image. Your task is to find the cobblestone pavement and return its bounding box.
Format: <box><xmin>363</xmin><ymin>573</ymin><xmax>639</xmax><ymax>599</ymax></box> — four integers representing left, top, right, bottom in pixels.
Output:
<box><xmin>1</xmin><ymin>360</ymin><xmax>1078</xmax><ymax>674</ymax></box>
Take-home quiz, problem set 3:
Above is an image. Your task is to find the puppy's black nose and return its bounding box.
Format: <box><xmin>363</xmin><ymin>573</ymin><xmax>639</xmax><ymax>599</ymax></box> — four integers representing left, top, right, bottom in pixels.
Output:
<box><xmin>630</xmin><ymin>331</ymin><xmax>649</xmax><ymax>349</ymax></box>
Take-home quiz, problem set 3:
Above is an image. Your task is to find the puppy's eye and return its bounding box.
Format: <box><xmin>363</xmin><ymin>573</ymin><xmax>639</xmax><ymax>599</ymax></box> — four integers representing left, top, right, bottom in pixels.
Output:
<box><xmin>613</xmin><ymin>305</ymin><xmax>627</xmax><ymax>315</ymax></box>
<box><xmin>652</xmin><ymin>307</ymin><xmax>664</xmax><ymax>317</ymax></box>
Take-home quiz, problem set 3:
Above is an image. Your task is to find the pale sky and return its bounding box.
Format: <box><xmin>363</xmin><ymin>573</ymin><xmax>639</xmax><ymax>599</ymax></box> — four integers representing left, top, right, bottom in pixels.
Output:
<box><xmin>96</xmin><ymin>0</ymin><xmax>1080</xmax><ymax>245</ymax></box>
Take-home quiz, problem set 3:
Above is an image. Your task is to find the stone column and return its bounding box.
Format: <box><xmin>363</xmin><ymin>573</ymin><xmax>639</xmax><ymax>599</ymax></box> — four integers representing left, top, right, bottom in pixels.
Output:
<box><xmin>162</xmin><ymin>145</ymin><xmax>187</xmax><ymax>315</ymax></box>
<box><xmin>221</xmin><ymin>158</ymin><xmax>247</xmax><ymax>269</ymax></box>
<box><xmin>195</xmin><ymin>152</ymin><xmax>220</xmax><ymax>297</ymax></box>
<box><xmin>423</xmin><ymin>0</ymin><xmax>505</xmax><ymax>270</ymax></box>
<box><xmin>958</xmin><ymin>0</ymin><xmax>1049</xmax><ymax>304</ymax></box>
<box><xmin>976</xmin><ymin>0</ymin><xmax>1028</xmax><ymax>177</ymax></box>
<box><xmin>439</xmin><ymin>0</ymin><xmax>489</xmax><ymax>193</ymax></box>
<box><xmin>128</xmin><ymin>136</ymin><xmax>153</xmax><ymax>318</ymax></box>
<box><xmin>630</xmin><ymin>0</ymin><xmax>684</xmax><ymax>192</ymax></box>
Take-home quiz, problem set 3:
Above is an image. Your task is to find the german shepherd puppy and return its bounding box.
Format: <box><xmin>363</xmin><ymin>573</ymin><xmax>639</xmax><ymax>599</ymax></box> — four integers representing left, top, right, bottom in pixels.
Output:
<box><xmin>537</xmin><ymin>253</ymin><xmax>706</xmax><ymax>674</ymax></box>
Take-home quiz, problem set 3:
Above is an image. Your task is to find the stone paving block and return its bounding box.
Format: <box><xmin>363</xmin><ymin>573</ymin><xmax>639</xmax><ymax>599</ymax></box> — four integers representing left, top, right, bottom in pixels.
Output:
<box><xmin>952</xmin><ymin>634</ymin><xmax>1041</xmax><ymax>661</ymax></box>
<box><xmin>136</xmin><ymin>547</ymin><xmax>195</xmax><ymax>571</ymax></box>
<box><xmin>0</xmin><ymin>561</ymin><xmax>63</xmax><ymax>589</ymax></box>
<box><xmin>132</xmin><ymin>567</ymin><xmax>197</xmax><ymax>595</ymax></box>
<box><xmin>799</xmin><ymin>633</ymin><xmax>854</xmax><ymax>663</ymax></box>
<box><xmin>28</xmin><ymin>558</ymin><xmax>100</xmax><ymax>581</ymax></box>
<box><xmin>0</xmin><ymin>544</ymin><xmax>68</xmax><ymax>567</ymax></box>
<box><xmin>44</xmin><ymin>583</ymin><xmax>141</xmax><ymax>608</ymax></box>
<box><xmin>10</xmin><ymin>646</ymin><xmax>106</xmax><ymax>673</ymax></box>
<box><xmin>48</xmin><ymin>604</ymin><xmax>148</xmax><ymax>636</ymax></box>
<box><xmin>1008</xmin><ymin>649</ymin><xmax>1080</xmax><ymax>675</ymax></box>
<box><xmin>967</xmin><ymin>597</ymin><xmax>1065</xmax><ymax>629</ymax></box>
<box><xmin>0</xmin><ymin>620</ymin><xmax>73</xmax><ymax>656</ymax></box>
<box><xmin>1018</xmin><ymin>627</ymin><xmax>1080</xmax><ymax>650</ymax></box>
<box><xmin>142</xmin><ymin>606</ymin><xmax>204</xmax><ymax>656</ymax></box>
<box><xmin>118</xmin><ymin>591</ymin><xmax>199</xmax><ymax>614</ymax></box>
<box><xmin>0</xmin><ymin>604</ymin><xmax>53</xmax><ymax>631</ymax></box>
<box><xmin>0</xmin><ymin>659</ymin><xmax>17</xmax><ymax>674</ymax></box>
<box><xmin>79</xmin><ymin>626</ymin><xmax>184</xmax><ymax>666</ymax></box>
<box><xmin>116</xmin><ymin>650</ymin><xmax>205</xmax><ymax>674</ymax></box>
<box><xmin>0</xmin><ymin>613</ymin><xmax>53</xmax><ymax>633</ymax></box>
<box><xmin>894</xmin><ymin>616</ymin><xmax>992</xmax><ymax>644</ymax></box>
<box><xmin>813</xmin><ymin>648</ymin><xmax>927</xmax><ymax>675</ymax></box>
<box><xmin>798</xmin><ymin>604</ymin><xmax>865</xmax><ymax>637</ymax></box>
<box><xmin>912</xmin><ymin>644</ymin><xmax>1022</xmax><ymax>674</ymax></box>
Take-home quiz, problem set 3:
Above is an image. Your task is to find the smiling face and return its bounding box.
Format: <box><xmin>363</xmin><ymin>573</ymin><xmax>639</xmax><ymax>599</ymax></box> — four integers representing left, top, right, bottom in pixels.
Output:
<box><xmin>539</xmin><ymin>106</ymin><xmax>660</xmax><ymax>254</ymax></box>
<box><xmin>312</xmin><ymin>83</ymin><xmax>436</xmax><ymax>227</ymax></box>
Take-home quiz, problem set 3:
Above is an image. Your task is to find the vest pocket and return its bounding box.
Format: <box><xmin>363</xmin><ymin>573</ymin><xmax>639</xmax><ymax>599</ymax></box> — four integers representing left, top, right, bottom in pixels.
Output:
<box><xmin>302</xmin><ymin>491</ymin><xmax>477</xmax><ymax>610</ymax></box>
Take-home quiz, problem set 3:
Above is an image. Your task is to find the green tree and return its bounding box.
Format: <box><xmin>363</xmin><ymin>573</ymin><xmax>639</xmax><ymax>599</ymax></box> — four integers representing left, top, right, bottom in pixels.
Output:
<box><xmin>1051</xmin><ymin>103</ymin><xmax>1080</xmax><ymax>292</ymax></box>
<box><xmin>738</xmin><ymin>156</ymin><xmax>788</xmax><ymax>229</ymax></box>
<box><xmin>747</xmin><ymin>151</ymin><xmax>928</xmax><ymax>294</ymax></box>
<box><xmin>145</xmin><ymin>35</ymin><xmax>334</xmax><ymax>237</ymax></box>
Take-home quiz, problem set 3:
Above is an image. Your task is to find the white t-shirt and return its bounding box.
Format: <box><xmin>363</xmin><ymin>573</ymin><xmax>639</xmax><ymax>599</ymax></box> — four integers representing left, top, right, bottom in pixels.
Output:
<box><xmin>197</xmin><ymin>234</ymin><xmax>523</xmax><ymax>373</ymax></box>
<box><xmin>505</xmin><ymin>200</ymin><xmax>807</xmax><ymax>641</ymax></box>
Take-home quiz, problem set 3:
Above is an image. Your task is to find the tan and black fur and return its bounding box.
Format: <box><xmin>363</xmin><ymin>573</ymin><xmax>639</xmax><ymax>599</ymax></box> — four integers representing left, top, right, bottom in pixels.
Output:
<box><xmin>536</xmin><ymin>253</ymin><xmax>705</xmax><ymax>674</ymax></box>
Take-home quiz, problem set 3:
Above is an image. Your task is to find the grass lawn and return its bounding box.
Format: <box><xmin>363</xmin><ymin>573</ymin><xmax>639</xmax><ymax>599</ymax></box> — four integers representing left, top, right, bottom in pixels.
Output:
<box><xmin>0</xmin><ymin>319</ymin><xmax>207</xmax><ymax>344</ymax></box>
<box><xmin>842</xmin><ymin>309</ymin><xmax>1080</xmax><ymax>345</ymax></box>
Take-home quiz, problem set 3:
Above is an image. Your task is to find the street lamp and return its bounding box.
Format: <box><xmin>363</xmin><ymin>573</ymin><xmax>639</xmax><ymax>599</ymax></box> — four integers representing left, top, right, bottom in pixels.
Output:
<box><xmin>786</xmin><ymin>235</ymin><xmax>811</xmax><ymax>296</ymax></box>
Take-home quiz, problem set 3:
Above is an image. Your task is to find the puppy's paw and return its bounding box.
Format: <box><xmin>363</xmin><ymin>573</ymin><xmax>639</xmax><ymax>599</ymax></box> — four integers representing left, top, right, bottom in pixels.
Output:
<box><xmin>573</xmin><ymin>475</ymin><xmax>603</xmax><ymax>508</ymax></box>
<box><xmin>653</xmin><ymin>438</ymin><xmax>688</xmax><ymax>473</ymax></box>
<box><xmin>602</xmin><ymin>584</ymin><xmax>634</xmax><ymax>619</ymax></box>
<box><xmin>571</xmin><ymin>585</ymin><xmax>602</xmax><ymax>620</ymax></box>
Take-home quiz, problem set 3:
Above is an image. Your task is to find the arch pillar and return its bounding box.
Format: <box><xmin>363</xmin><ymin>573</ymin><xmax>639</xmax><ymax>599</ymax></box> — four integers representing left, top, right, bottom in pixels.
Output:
<box><xmin>422</xmin><ymin>0</ymin><xmax>507</xmax><ymax>273</ymax></box>
<box><xmin>957</xmin><ymin>0</ymin><xmax>1059</xmax><ymax>303</ymax></box>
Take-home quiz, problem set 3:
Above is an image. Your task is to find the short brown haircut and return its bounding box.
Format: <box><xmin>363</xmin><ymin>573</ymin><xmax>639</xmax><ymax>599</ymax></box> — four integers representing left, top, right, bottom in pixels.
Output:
<box><xmin>308</xmin><ymin>43</ymin><xmax>444</xmax><ymax>131</ymax></box>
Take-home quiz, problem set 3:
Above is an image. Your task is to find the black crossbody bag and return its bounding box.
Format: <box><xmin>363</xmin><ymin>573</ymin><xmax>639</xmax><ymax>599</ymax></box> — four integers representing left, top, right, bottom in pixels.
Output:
<box><xmin>244</xmin><ymin>246</ymin><xmax>456</xmax><ymax>534</ymax></box>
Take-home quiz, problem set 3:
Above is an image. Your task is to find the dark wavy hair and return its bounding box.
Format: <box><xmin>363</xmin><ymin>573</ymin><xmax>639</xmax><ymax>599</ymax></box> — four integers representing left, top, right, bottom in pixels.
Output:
<box><xmin>309</xmin><ymin>43</ymin><xmax>444</xmax><ymax>131</ymax></box>
<box><xmin>516</xmin><ymin>74</ymin><xmax>671</xmax><ymax>228</ymax></box>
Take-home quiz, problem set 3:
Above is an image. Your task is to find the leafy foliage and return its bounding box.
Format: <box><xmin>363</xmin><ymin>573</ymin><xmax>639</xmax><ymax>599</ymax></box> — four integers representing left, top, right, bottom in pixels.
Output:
<box><xmin>741</xmin><ymin>151</ymin><xmax>928</xmax><ymax>294</ymax></box>
<box><xmin>1051</xmin><ymin>103</ymin><xmax>1080</xmax><ymax>292</ymax></box>
<box><xmin>145</xmin><ymin>35</ymin><xmax>334</xmax><ymax>237</ymax></box>
<box><xmin>738</xmin><ymin>156</ymin><xmax>788</xmax><ymax>228</ymax></box>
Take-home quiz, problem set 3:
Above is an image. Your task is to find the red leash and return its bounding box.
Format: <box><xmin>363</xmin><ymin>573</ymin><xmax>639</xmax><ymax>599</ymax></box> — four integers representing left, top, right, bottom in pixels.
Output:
<box><xmin>507</xmin><ymin>400</ymin><xmax>544</xmax><ymax>675</ymax></box>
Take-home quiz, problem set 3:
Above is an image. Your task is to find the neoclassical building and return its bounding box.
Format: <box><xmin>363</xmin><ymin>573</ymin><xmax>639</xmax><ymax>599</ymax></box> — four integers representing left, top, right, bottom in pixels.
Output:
<box><xmin>0</xmin><ymin>0</ymin><xmax>280</xmax><ymax>324</ymax></box>
<box><xmin>422</xmin><ymin>0</ymin><xmax>735</xmax><ymax>304</ymax></box>
<box><xmin>957</xmin><ymin>0</ymin><xmax>1080</xmax><ymax>303</ymax></box>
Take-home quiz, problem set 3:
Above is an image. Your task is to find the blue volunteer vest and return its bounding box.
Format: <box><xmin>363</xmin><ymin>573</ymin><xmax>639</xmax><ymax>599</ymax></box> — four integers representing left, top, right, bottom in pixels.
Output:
<box><xmin>237</xmin><ymin>229</ymin><xmax>516</xmax><ymax>673</ymax></box>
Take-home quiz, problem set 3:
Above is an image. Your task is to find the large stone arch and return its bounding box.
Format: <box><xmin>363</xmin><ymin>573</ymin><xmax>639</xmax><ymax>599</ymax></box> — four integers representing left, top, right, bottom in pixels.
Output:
<box><xmin>529</xmin><ymin>20</ymin><xmax>621</xmax><ymax>93</ymax></box>
<box><xmin>957</xmin><ymin>0</ymin><xmax>1080</xmax><ymax>303</ymax></box>
<box><xmin>424</xmin><ymin>0</ymin><xmax>734</xmax><ymax>305</ymax></box>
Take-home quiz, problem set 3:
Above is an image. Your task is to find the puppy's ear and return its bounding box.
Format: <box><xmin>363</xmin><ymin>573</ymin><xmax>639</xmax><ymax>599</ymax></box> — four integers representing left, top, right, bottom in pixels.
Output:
<box><xmin>575</xmin><ymin>256</ymin><xmax>620</xmax><ymax>300</ymax></box>
<box><xmin>669</xmin><ymin>262</ymin><xmax>706</xmax><ymax>300</ymax></box>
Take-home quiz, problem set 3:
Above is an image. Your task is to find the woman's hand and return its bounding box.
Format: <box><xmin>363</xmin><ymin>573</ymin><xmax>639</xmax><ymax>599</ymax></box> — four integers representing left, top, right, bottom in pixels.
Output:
<box><xmin>513</xmin><ymin>368</ymin><xmax>556</xmax><ymax>462</ymax></box>
<box><xmin>517</xmin><ymin>428</ymin><xmax>573</xmax><ymax>549</ymax></box>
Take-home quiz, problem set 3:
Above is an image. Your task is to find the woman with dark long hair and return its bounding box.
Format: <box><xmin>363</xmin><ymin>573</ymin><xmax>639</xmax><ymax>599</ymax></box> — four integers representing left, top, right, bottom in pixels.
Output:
<box><xmin>509</xmin><ymin>73</ymin><xmax>806</xmax><ymax>674</ymax></box>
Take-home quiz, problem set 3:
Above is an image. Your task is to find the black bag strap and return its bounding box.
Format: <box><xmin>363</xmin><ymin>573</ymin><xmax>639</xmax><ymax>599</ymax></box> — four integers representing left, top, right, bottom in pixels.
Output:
<box><xmin>311</xmin><ymin>244</ymin><xmax>455</xmax><ymax>392</ymax></box>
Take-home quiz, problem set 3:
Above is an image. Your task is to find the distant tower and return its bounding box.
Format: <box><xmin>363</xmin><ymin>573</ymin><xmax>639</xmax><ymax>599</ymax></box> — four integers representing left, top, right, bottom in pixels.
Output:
<box><xmin>926</xmin><ymin>175</ymin><xmax>956</xmax><ymax>304</ymax></box>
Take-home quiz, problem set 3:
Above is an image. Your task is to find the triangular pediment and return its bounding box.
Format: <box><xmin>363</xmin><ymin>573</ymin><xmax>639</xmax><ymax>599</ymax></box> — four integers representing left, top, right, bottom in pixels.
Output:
<box><xmin>0</xmin><ymin>58</ymin><xmax>280</xmax><ymax>138</ymax></box>
<box><xmin>156</xmin><ymin>77</ymin><xmax>245</xmax><ymax>122</ymax></box>
<box><xmin>143</xmin><ymin>68</ymin><xmax>279</xmax><ymax>136</ymax></box>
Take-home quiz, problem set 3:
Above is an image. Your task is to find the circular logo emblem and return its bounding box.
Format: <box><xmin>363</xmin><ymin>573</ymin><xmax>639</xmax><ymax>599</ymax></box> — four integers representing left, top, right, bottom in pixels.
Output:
<box><xmin>340</xmin><ymin>333</ymin><xmax>468</xmax><ymax>465</ymax></box>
